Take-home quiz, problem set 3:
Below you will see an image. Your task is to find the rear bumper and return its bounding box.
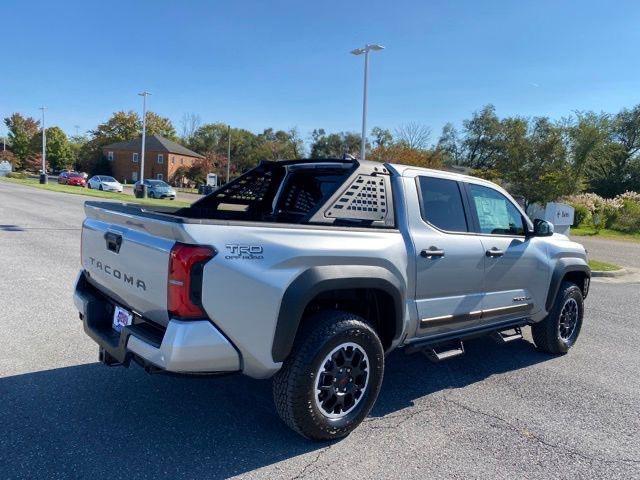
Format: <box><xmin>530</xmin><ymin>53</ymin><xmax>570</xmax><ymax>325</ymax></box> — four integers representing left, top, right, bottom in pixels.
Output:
<box><xmin>73</xmin><ymin>271</ymin><xmax>241</xmax><ymax>374</ymax></box>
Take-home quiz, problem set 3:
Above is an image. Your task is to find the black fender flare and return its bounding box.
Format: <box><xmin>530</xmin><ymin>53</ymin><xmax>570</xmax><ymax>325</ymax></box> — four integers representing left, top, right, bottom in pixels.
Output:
<box><xmin>545</xmin><ymin>259</ymin><xmax>591</xmax><ymax>311</ymax></box>
<box><xmin>271</xmin><ymin>265</ymin><xmax>405</xmax><ymax>363</ymax></box>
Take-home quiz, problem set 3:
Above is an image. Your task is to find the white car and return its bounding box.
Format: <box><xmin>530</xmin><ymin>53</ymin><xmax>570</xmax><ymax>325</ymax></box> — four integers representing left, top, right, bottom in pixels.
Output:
<box><xmin>87</xmin><ymin>175</ymin><xmax>123</xmax><ymax>192</ymax></box>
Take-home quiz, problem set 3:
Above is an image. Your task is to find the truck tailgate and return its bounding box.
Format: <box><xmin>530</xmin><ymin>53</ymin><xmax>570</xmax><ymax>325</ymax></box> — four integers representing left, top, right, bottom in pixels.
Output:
<box><xmin>80</xmin><ymin>202</ymin><xmax>184</xmax><ymax>327</ymax></box>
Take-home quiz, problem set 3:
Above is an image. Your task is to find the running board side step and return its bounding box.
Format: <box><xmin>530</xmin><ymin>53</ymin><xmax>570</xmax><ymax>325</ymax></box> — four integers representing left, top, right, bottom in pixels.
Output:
<box><xmin>422</xmin><ymin>340</ymin><xmax>465</xmax><ymax>362</ymax></box>
<box><xmin>490</xmin><ymin>327</ymin><xmax>523</xmax><ymax>344</ymax></box>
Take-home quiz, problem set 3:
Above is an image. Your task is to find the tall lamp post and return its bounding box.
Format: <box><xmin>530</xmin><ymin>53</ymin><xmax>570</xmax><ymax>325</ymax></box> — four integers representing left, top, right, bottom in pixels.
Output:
<box><xmin>350</xmin><ymin>44</ymin><xmax>384</xmax><ymax>161</ymax></box>
<box><xmin>39</xmin><ymin>107</ymin><xmax>47</xmax><ymax>184</ymax></box>
<box><xmin>226</xmin><ymin>125</ymin><xmax>231</xmax><ymax>184</ymax></box>
<box><xmin>138</xmin><ymin>91</ymin><xmax>151</xmax><ymax>198</ymax></box>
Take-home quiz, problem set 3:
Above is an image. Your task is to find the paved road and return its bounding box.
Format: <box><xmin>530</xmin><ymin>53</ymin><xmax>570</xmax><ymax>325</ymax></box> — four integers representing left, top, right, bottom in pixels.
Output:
<box><xmin>1</xmin><ymin>181</ymin><xmax>639</xmax><ymax>479</ymax></box>
<box><xmin>571</xmin><ymin>235</ymin><xmax>640</xmax><ymax>269</ymax></box>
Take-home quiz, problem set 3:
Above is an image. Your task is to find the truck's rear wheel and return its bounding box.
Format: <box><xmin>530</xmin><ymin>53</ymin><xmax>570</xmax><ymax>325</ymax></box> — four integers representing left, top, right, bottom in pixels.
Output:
<box><xmin>532</xmin><ymin>281</ymin><xmax>584</xmax><ymax>354</ymax></box>
<box><xmin>272</xmin><ymin>310</ymin><xmax>384</xmax><ymax>441</ymax></box>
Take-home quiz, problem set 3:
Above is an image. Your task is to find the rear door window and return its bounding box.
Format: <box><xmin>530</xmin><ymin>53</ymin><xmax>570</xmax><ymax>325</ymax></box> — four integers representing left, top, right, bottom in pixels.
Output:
<box><xmin>417</xmin><ymin>176</ymin><xmax>468</xmax><ymax>232</ymax></box>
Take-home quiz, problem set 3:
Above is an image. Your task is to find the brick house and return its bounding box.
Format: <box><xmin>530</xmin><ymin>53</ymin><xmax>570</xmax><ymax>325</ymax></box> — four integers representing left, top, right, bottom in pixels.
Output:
<box><xmin>102</xmin><ymin>134</ymin><xmax>204</xmax><ymax>184</ymax></box>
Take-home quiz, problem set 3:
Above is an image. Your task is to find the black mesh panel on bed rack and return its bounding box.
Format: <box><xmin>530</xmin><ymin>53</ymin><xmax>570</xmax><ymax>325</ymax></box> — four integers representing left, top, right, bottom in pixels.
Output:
<box><xmin>216</xmin><ymin>170</ymin><xmax>274</xmax><ymax>202</ymax></box>
<box><xmin>325</xmin><ymin>174</ymin><xmax>387</xmax><ymax>221</ymax></box>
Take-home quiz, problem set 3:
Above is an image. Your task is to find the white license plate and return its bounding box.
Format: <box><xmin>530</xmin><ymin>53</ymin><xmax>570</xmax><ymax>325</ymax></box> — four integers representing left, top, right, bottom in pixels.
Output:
<box><xmin>112</xmin><ymin>305</ymin><xmax>133</xmax><ymax>332</ymax></box>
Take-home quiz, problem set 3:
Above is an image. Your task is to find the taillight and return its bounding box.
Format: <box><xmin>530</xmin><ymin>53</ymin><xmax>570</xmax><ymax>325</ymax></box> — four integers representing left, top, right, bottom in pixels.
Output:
<box><xmin>167</xmin><ymin>243</ymin><xmax>216</xmax><ymax>319</ymax></box>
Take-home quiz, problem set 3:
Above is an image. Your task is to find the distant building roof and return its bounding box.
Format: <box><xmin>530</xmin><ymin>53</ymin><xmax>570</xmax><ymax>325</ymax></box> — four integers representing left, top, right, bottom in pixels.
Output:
<box><xmin>103</xmin><ymin>134</ymin><xmax>204</xmax><ymax>158</ymax></box>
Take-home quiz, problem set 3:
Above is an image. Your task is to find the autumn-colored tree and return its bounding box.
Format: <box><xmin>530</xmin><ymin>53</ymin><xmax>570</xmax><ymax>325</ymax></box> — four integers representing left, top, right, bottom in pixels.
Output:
<box><xmin>369</xmin><ymin>143</ymin><xmax>444</xmax><ymax>169</ymax></box>
<box><xmin>4</xmin><ymin>113</ymin><xmax>40</xmax><ymax>168</ymax></box>
<box><xmin>0</xmin><ymin>150</ymin><xmax>17</xmax><ymax>167</ymax></box>
<box><xmin>24</xmin><ymin>153</ymin><xmax>49</xmax><ymax>173</ymax></box>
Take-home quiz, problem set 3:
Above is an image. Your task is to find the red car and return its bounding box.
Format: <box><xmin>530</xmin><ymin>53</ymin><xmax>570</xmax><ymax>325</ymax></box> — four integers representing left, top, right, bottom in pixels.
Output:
<box><xmin>57</xmin><ymin>171</ymin><xmax>73</xmax><ymax>184</ymax></box>
<box><xmin>64</xmin><ymin>172</ymin><xmax>86</xmax><ymax>187</ymax></box>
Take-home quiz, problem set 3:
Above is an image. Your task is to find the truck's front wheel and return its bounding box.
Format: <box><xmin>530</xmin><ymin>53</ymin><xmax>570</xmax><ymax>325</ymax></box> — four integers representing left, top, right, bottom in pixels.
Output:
<box><xmin>532</xmin><ymin>281</ymin><xmax>584</xmax><ymax>354</ymax></box>
<box><xmin>273</xmin><ymin>310</ymin><xmax>384</xmax><ymax>441</ymax></box>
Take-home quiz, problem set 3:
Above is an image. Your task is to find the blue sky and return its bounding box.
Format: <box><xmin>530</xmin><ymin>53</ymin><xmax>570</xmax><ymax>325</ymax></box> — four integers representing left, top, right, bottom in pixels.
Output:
<box><xmin>2</xmin><ymin>0</ymin><xmax>639</xmax><ymax>145</ymax></box>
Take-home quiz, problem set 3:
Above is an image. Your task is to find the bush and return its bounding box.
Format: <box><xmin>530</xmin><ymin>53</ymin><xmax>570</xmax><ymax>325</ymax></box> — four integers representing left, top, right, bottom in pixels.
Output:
<box><xmin>612</xmin><ymin>200</ymin><xmax>640</xmax><ymax>233</ymax></box>
<box><xmin>6</xmin><ymin>171</ymin><xmax>28</xmax><ymax>179</ymax></box>
<box><xmin>571</xmin><ymin>204</ymin><xmax>591</xmax><ymax>227</ymax></box>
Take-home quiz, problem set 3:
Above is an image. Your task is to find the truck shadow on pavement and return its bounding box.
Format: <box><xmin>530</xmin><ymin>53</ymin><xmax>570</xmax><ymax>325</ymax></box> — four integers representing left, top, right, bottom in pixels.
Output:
<box><xmin>1</xmin><ymin>337</ymin><xmax>550</xmax><ymax>479</ymax></box>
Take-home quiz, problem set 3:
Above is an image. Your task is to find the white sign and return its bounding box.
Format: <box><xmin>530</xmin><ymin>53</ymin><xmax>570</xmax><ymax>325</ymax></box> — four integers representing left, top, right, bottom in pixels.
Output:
<box><xmin>545</xmin><ymin>202</ymin><xmax>574</xmax><ymax>226</ymax></box>
<box><xmin>0</xmin><ymin>160</ymin><xmax>12</xmax><ymax>176</ymax></box>
<box><xmin>206</xmin><ymin>173</ymin><xmax>218</xmax><ymax>187</ymax></box>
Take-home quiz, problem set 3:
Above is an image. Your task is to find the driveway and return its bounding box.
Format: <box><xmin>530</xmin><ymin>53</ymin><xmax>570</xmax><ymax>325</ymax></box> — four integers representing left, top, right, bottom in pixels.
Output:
<box><xmin>1</xmin><ymin>180</ymin><xmax>639</xmax><ymax>479</ymax></box>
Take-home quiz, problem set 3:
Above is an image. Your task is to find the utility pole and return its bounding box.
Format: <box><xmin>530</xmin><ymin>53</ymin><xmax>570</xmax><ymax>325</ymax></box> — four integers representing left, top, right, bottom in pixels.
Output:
<box><xmin>350</xmin><ymin>44</ymin><xmax>385</xmax><ymax>161</ymax></box>
<box><xmin>226</xmin><ymin>124</ymin><xmax>231</xmax><ymax>184</ymax></box>
<box><xmin>138</xmin><ymin>91</ymin><xmax>151</xmax><ymax>198</ymax></box>
<box><xmin>39</xmin><ymin>107</ymin><xmax>47</xmax><ymax>184</ymax></box>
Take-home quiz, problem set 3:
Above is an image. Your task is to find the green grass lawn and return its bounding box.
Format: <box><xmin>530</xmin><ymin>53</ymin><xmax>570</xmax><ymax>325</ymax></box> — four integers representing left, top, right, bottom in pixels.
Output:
<box><xmin>588</xmin><ymin>259</ymin><xmax>622</xmax><ymax>271</ymax></box>
<box><xmin>0</xmin><ymin>176</ymin><xmax>191</xmax><ymax>207</ymax></box>
<box><xmin>570</xmin><ymin>226</ymin><xmax>640</xmax><ymax>243</ymax></box>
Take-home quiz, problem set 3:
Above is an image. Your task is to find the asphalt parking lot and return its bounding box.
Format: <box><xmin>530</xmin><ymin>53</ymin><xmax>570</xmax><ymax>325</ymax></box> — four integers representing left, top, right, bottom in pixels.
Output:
<box><xmin>1</xmin><ymin>180</ymin><xmax>639</xmax><ymax>479</ymax></box>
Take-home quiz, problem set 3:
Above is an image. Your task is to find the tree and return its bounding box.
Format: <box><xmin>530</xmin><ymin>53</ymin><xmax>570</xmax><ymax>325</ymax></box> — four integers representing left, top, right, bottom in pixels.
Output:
<box><xmin>254</xmin><ymin>128</ymin><xmax>304</xmax><ymax>160</ymax></box>
<box><xmin>31</xmin><ymin>127</ymin><xmax>73</xmax><ymax>171</ymax></box>
<box><xmin>395</xmin><ymin>122</ymin><xmax>431</xmax><ymax>150</ymax></box>
<box><xmin>179</xmin><ymin>113</ymin><xmax>201</xmax><ymax>142</ymax></box>
<box><xmin>310</xmin><ymin>129</ymin><xmax>363</xmax><ymax>158</ymax></box>
<box><xmin>0</xmin><ymin>150</ymin><xmax>17</xmax><ymax>167</ymax></box>
<box><xmin>69</xmin><ymin>134</ymin><xmax>88</xmax><ymax>170</ymax></box>
<box><xmin>4</xmin><ymin>113</ymin><xmax>39</xmax><ymax>168</ymax></box>
<box><xmin>437</xmin><ymin>123</ymin><xmax>460</xmax><ymax>165</ymax></box>
<box><xmin>370</xmin><ymin>127</ymin><xmax>393</xmax><ymax>148</ymax></box>
<box><xmin>494</xmin><ymin>117</ymin><xmax>578</xmax><ymax>210</ymax></box>
<box><xmin>461</xmin><ymin>104</ymin><xmax>502</xmax><ymax>168</ymax></box>
<box><xmin>145</xmin><ymin>112</ymin><xmax>178</xmax><ymax>140</ymax></box>
<box><xmin>369</xmin><ymin>143</ymin><xmax>444</xmax><ymax>168</ymax></box>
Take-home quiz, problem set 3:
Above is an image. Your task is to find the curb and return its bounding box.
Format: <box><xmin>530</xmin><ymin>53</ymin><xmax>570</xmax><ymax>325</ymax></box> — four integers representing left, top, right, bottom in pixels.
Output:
<box><xmin>591</xmin><ymin>268</ymin><xmax>628</xmax><ymax>278</ymax></box>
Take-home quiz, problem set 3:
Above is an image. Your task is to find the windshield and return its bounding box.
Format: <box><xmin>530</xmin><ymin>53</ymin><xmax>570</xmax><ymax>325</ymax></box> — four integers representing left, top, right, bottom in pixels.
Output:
<box><xmin>101</xmin><ymin>176</ymin><xmax>116</xmax><ymax>182</ymax></box>
<box><xmin>147</xmin><ymin>180</ymin><xmax>169</xmax><ymax>187</ymax></box>
<box><xmin>69</xmin><ymin>173</ymin><xmax>83</xmax><ymax>178</ymax></box>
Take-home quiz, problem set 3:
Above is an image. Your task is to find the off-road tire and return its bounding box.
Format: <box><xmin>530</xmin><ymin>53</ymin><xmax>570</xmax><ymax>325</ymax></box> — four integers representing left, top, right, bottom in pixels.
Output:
<box><xmin>272</xmin><ymin>310</ymin><xmax>384</xmax><ymax>441</ymax></box>
<box><xmin>532</xmin><ymin>281</ymin><xmax>584</xmax><ymax>354</ymax></box>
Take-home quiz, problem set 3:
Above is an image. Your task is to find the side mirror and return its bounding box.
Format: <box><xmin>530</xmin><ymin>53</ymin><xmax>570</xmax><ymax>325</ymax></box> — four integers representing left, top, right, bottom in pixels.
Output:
<box><xmin>532</xmin><ymin>218</ymin><xmax>554</xmax><ymax>237</ymax></box>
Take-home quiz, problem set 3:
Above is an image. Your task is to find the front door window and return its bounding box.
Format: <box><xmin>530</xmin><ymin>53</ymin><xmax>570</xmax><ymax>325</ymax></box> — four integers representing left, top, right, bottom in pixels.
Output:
<box><xmin>468</xmin><ymin>184</ymin><xmax>525</xmax><ymax>236</ymax></box>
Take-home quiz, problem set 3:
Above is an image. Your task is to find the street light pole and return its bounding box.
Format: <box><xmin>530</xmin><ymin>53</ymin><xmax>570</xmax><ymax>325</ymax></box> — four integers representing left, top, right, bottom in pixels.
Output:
<box><xmin>138</xmin><ymin>91</ymin><xmax>151</xmax><ymax>198</ymax></box>
<box><xmin>39</xmin><ymin>107</ymin><xmax>47</xmax><ymax>184</ymax></box>
<box><xmin>226</xmin><ymin>125</ymin><xmax>231</xmax><ymax>184</ymax></box>
<box><xmin>350</xmin><ymin>44</ymin><xmax>384</xmax><ymax>161</ymax></box>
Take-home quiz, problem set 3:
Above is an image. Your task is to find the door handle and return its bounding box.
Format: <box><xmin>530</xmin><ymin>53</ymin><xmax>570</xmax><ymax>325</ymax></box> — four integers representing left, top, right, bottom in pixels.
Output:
<box><xmin>104</xmin><ymin>231</ymin><xmax>123</xmax><ymax>253</ymax></box>
<box><xmin>420</xmin><ymin>247</ymin><xmax>445</xmax><ymax>258</ymax></box>
<box><xmin>486</xmin><ymin>247</ymin><xmax>504</xmax><ymax>257</ymax></box>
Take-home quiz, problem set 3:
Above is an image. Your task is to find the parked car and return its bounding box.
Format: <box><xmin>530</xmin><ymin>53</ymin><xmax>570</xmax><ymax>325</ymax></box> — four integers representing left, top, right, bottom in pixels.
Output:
<box><xmin>134</xmin><ymin>179</ymin><xmax>176</xmax><ymax>199</ymax></box>
<box><xmin>64</xmin><ymin>172</ymin><xmax>86</xmax><ymax>187</ymax></box>
<box><xmin>57</xmin><ymin>170</ymin><xmax>74</xmax><ymax>184</ymax></box>
<box><xmin>87</xmin><ymin>175</ymin><xmax>123</xmax><ymax>192</ymax></box>
<box><xmin>74</xmin><ymin>158</ymin><xmax>590</xmax><ymax>440</ymax></box>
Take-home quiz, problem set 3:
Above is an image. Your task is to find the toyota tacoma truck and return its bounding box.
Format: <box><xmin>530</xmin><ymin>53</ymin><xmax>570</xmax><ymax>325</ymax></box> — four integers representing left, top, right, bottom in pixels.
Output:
<box><xmin>74</xmin><ymin>158</ymin><xmax>590</xmax><ymax>440</ymax></box>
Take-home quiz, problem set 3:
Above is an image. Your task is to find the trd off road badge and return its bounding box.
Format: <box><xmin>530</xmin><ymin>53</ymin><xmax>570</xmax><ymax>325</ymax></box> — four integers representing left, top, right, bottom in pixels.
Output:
<box><xmin>224</xmin><ymin>244</ymin><xmax>264</xmax><ymax>260</ymax></box>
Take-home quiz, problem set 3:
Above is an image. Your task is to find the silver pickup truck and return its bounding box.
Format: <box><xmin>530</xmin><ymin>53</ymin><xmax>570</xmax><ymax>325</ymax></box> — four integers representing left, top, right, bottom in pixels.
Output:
<box><xmin>74</xmin><ymin>158</ymin><xmax>590</xmax><ymax>440</ymax></box>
